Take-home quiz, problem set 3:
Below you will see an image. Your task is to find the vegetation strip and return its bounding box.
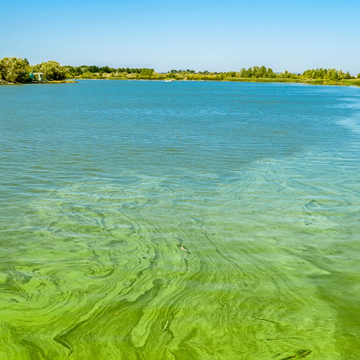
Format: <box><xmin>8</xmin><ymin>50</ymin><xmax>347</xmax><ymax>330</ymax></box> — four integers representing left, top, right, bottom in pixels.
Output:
<box><xmin>1</xmin><ymin>57</ymin><xmax>359</xmax><ymax>86</ymax></box>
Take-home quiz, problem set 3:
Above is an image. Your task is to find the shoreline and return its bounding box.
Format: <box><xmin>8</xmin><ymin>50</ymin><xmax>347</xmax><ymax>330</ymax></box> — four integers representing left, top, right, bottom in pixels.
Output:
<box><xmin>1</xmin><ymin>78</ymin><xmax>359</xmax><ymax>87</ymax></box>
<box><xmin>0</xmin><ymin>80</ymin><xmax>78</xmax><ymax>85</ymax></box>
<box><xmin>86</xmin><ymin>77</ymin><xmax>360</xmax><ymax>87</ymax></box>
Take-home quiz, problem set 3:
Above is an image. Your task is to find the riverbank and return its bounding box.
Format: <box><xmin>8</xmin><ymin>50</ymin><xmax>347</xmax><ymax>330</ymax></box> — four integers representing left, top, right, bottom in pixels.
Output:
<box><xmin>225</xmin><ymin>77</ymin><xmax>360</xmax><ymax>86</ymax></box>
<box><xmin>72</xmin><ymin>74</ymin><xmax>360</xmax><ymax>87</ymax></box>
<box><xmin>102</xmin><ymin>77</ymin><xmax>360</xmax><ymax>87</ymax></box>
<box><xmin>0</xmin><ymin>80</ymin><xmax>78</xmax><ymax>85</ymax></box>
<box><xmin>2</xmin><ymin>77</ymin><xmax>359</xmax><ymax>87</ymax></box>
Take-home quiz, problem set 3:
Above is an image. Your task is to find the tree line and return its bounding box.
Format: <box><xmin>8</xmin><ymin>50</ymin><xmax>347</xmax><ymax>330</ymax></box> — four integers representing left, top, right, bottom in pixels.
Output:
<box><xmin>65</xmin><ymin>65</ymin><xmax>155</xmax><ymax>77</ymax></box>
<box><xmin>301</xmin><ymin>68</ymin><xmax>354</xmax><ymax>80</ymax></box>
<box><xmin>239</xmin><ymin>66</ymin><xmax>360</xmax><ymax>80</ymax></box>
<box><xmin>0</xmin><ymin>57</ymin><xmax>68</xmax><ymax>83</ymax></box>
<box><xmin>1</xmin><ymin>56</ymin><xmax>359</xmax><ymax>83</ymax></box>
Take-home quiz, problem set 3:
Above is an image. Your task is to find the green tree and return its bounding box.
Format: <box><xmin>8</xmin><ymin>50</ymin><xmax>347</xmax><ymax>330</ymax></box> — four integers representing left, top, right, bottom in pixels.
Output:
<box><xmin>0</xmin><ymin>57</ymin><xmax>31</xmax><ymax>83</ymax></box>
<box><xmin>259</xmin><ymin>66</ymin><xmax>267</xmax><ymax>77</ymax></box>
<box><xmin>253</xmin><ymin>66</ymin><xmax>260</xmax><ymax>77</ymax></box>
<box><xmin>81</xmin><ymin>71</ymin><xmax>94</xmax><ymax>79</ymax></box>
<box><xmin>330</xmin><ymin>69</ymin><xmax>339</xmax><ymax>80</ymax></box>
<box><xmin>267</xmin><ymin>68</ymin><xmax>276</xmax><ymax>78</ymax></box>
<box><xmin>140</xmin><ymin>68</ymin><xmax>154</xmax><ymax>76</ymax></box>
<box><xmin>34</xmin><ymin>60</ymin><xmax>67</xmax><ymax>80</ymax></box>
<box><xmin>318</xmin><ymin>68</ymin><xmax>325</xmax><ymax>79</ymax></box>
<box><xmin>240</xmin><ymin>67</ymin><xmax>247</xmax><ymax>77</ymax></box>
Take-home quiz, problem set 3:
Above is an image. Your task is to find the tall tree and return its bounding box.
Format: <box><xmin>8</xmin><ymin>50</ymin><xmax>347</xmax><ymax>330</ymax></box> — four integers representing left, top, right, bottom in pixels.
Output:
<box><xmin>33</xmin><ymin>61</ymin><xmax>67</xmax><ymax>80</ymax></box>
<box><xmin>0</xmin><ymin>57</ymin><xmax>30</xmax><ymax>83</ymax></box>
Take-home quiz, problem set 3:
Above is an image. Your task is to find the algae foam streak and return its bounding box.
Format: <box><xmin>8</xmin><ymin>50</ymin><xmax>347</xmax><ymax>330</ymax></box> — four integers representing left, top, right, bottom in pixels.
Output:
<box><xmin>0</xmin><ymin>80</ymin><xmax>359</xmax><ymax>359</ymax></box>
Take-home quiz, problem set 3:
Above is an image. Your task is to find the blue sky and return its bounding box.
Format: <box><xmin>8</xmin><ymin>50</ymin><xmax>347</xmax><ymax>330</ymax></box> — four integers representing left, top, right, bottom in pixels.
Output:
<box><xmin>1</xmin><ymin>0</ymin><xmax>359</xmax><ymax>73</ymax></box>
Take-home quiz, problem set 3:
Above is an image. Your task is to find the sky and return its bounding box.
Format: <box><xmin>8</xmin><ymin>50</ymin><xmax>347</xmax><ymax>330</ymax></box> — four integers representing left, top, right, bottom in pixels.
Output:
<box><xmin>1</xmin><ymin>0</ymin><xmax>360</xmax><ymax>73</ymax></box>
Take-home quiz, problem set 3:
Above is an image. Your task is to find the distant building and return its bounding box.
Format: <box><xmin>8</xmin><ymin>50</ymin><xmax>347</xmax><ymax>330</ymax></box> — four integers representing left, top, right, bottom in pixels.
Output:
<box><xmin>32</xmin><ymin>73</ymin><xmax>45</xmax><ymax>81</ymax></box>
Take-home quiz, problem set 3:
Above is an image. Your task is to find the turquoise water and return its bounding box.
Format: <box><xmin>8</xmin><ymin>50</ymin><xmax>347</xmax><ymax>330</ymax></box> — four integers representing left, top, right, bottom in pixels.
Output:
<box><xmin>0</xmin><ymin>80</ymin><xmax>359</xmax><ymax>359</ymax></box>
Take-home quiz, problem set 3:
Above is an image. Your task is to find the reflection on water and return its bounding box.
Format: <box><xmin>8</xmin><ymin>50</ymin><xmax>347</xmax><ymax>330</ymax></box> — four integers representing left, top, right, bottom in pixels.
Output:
<box><xmin>0</xmin><ymin>81</ymin><xmax>359</xmax><ymax>359</ymax></box>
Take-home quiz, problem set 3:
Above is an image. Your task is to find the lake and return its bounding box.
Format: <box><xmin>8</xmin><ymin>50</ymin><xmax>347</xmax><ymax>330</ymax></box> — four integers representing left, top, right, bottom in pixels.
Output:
<box><xmin>0</xmin><ymin>80</ymin><xmax>359</xmax><ymax>359</ymax></box>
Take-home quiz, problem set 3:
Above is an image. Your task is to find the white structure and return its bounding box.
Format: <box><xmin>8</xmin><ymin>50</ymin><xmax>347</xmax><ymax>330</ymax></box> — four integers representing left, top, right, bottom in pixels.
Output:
<box><xmin>33</xmin><ymin>73</ymin><xmax>44</xmax><ymax>81</ymax></box>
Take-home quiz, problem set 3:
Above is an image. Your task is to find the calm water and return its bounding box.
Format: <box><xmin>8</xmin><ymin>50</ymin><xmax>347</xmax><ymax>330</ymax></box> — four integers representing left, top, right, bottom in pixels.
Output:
<box><xmin>0</xmin><ymin>80</ymin><xmax>359</xmax><ymax>359</ymax></box>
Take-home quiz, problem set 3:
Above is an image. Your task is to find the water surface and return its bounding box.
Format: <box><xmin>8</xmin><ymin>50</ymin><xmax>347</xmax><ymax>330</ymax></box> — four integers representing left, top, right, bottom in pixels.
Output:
<box><xmin>0</xmin><ymin>80</ymin><xmax>359</xmax><ymax>359</ymax></box>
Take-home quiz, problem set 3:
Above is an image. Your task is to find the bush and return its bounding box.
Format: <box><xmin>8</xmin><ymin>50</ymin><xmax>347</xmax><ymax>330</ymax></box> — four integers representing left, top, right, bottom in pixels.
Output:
<box><xmin>80</xmin><ymin>71</ymin><xmax>95</xmax><ymax>79</ymax></box>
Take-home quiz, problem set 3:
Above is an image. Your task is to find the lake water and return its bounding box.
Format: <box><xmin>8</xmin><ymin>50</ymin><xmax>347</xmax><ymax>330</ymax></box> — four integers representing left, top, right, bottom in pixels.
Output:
<box><xmin>0</xmin><ymin>80</ymin><xmax>359</xmax><ymax>359</ymax></box>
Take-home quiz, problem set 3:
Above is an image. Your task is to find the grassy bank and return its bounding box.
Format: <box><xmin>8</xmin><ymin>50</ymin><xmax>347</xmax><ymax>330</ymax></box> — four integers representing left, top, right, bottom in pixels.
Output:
<box><xmin>224</xmin><ymin>77</ymin><xmax>360</xmax><ymax>86</ymax></box>
<box><xmin>73</xmin><ymin>73</ymin><xmax>360</xmax><ymax>87</ymax></box>
<box><xmin>0</xmin><ymin>80</ymin><xmax>77</xmax><ymax>85</ymax></box>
